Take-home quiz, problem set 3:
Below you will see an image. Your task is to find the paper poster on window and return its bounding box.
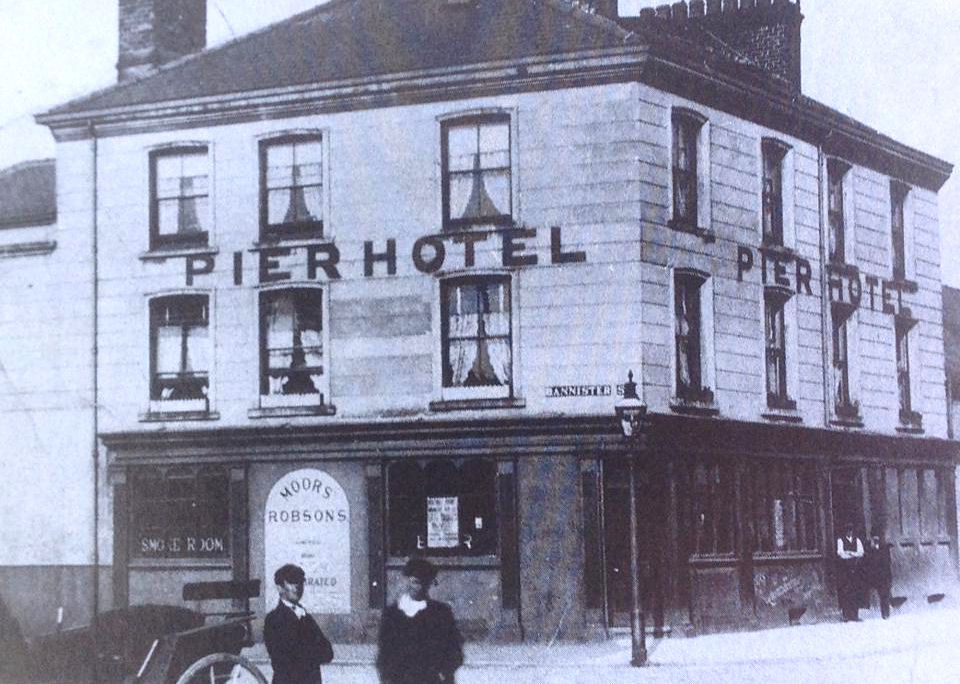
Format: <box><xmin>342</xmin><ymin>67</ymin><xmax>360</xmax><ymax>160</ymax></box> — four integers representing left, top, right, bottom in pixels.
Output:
<box><xmin>427</xmin><ymin>496</ymin><xmax>459</xmax><ymax>548</ymax></box>
<box><xmin>772</xmin><ymin>499</ymin><xmax>786</xmax><ymax>549</ymax></box>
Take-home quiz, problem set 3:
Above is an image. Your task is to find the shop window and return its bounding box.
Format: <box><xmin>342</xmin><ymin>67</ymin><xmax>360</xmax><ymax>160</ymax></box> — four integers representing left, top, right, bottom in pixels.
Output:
<box><xmin>150</xmin><ymin>147</ymin><xmax>209</xmax><ymax>249</ymax></box>
<box><xmin>674</xmin><ymin>270</ymin><xmax>713</xmax><ymax>404</ymax></box>
<box><xmin>764</xmin><ymin>291</ymin><xmax>795</xmax><ymax>410</ymax></box>
<box><xmin>129</xmin><ymin>466</ymin><xmax>229</xmax><ymax>559</ymax></box>
<box><xmin>827</xmin><ymin>159</ymin><xmax>850</xmax><ymax>265</ymax></box>
<box><xmin>150</xmin><ymin>295</ymin><xmax>209</xmax><ymax>410</ymax></box>
<box><xmin>387</xmin><ymin>459</ymin><xmax>497</xmax><ymax>557</ymax></box>
<box><xmin>890</xmin><ymin>181</ymin><xmax>909</xmax><ymax>281</ymax></box>
<box><xmin>762</xmin><ymin>140</ymin><xmax>788</xmax><ymax>246</ymax></box>
<box><xmin>259</xmin><ymin>288</ymin><xmax>325</xmax><ymax>403</ymax></box>
<box><xmin>671</xmin><ymin>109</ymin><xmax>706</xmax><ymax>230</ymax></box>
<box><xmin>442</xmin><ymin>115</ymin><xmax>512</xmax><ymax>230</ymax></box>
<box><xmin>690</xmin><ymin>459</ymin><xmax>735</xmax><ymax>557</ymax></box>
<box><xmin>751</xmin><ymin>459</ymin><xmax>818</xmax><ymax>554</ymax></box>
<box><xmin>260</xmin><ymin>135</ymin><xmax>323</xmax><ymax>239</ymax></box>
<box><xmin>441</xmin><ymin>276</ymin><xmax>512</xmax><ymax>399</ymax></box>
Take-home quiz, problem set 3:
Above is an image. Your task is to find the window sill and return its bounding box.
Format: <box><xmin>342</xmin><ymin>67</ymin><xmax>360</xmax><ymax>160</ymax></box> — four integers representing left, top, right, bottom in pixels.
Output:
<box><xmin>669</xmin><ymin>398</ymin><xmax>719</xmax><ymax>417</ymax></box>
<box><xmin>251</xmin><ymin>236</ymin><xmax>328</xmax><ymax>250</ymax></box>
<box><xmin>826</xmin><ymin>261</ymin><xmax>859</xmax><ymax>278</ymax></box>
<box><xmin>128</xmin><ymin>557</ymin><xmax>232</xmax><ymax>570</ymax></box>
<box><xmin>752</xmin><ymin>551</ymin><xmax>823</xmax><ymax>563</ymax></box>
<box><xmin>895</xmin><ymin>426</ymin><xmax>925</xmax><ymax>435</ymax></box>
<box><xmin>759</xmin><ymin>242</ymin><xmax>795</xmax><ymax>260</ymax></box>
<box><xmin>761</xmin><ymin>408</ymin><xmax>803</xmax><ymax>424</ymax></box>
<box><xmin>386</xmin><ymin>555</ymin><xmax>500</xmax><ymax>569</ymax></box>
<box><xmin>830</xmin><ymin>417</ymin><xmax>864</xmax><ymax>429</ymax></box>
<box><xmin>140</xmin><ymin>244</ymin><xmax>218</xmax><ymax>261</ymax></box>
<box><xmin>688</xmin><ymin>554</ymin><xmax>738</xmax><ymax>567</ymax></box>
<box><xmin>0</xmin><ymin>240</ymin><xmax>57</xmax><ymax>258</ymax></box>
<box><xmin>139</xmin><ymin>409</ymin><xmax>220</xmax><ymax>423</ymax></box>
<box><xmin>890</xmin><ymin>276</ymin><xmax>919</xmax><ymax>293</ymax></box>
<box><xmin>249</xmin><ymin>403</ymin><xmax>337</xmax><ymax>419</ymax></box>
<box><xmin>429</xmin><ymin>397</ymin><xmax>526</xmax><ymax>412</ymax></box>
<box><xmin>831</xmin><ymin>402</ymin><xmax>862</xmax><ymax>427</ymax></box>
<box><xmin>667</xmin><ymin>219</ymin><xmax>715</xmax><ymax>243</ymax></box>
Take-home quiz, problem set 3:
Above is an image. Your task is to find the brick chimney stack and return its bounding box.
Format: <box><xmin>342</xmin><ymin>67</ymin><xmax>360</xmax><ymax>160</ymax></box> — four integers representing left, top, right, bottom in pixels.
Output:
<box><xmin>117</xmin><ymin>0</ymin><xmax>206</xmax><ymax>82</ymax></box>
<box><xmin>622</xmin><ymin>0</ymin><xmax>804</xmax><ymax>92</ymax></box>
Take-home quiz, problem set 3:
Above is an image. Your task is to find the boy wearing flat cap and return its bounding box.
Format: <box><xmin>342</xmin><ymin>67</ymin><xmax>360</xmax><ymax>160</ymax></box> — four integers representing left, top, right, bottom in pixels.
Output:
<box><xmin>264</xmin><ymin>563</ymin><xmax>334</xmax><ymax>684</ymax></box>
<box><xmin>376</xmin><ymin>558</ymin><xmax>463</xmax><ymax>684</ymax></box>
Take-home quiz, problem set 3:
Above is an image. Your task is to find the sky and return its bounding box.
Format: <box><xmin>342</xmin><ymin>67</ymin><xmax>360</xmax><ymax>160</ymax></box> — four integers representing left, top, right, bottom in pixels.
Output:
<box><xmin>1</xmin><ymin>0</ymin><xmax>958</xmax><ymax>285</ymax></box>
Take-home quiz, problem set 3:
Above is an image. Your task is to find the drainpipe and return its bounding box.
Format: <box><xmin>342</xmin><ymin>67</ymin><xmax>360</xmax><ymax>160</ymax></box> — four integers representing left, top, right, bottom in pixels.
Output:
<box><xmin>88</xmin><ymin>120</ymin><xmax>100</xmax><ymax>684</ymax></box>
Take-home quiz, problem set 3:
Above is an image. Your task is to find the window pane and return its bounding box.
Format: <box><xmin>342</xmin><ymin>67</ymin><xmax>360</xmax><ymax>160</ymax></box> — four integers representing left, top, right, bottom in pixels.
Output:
<box><xmin>447</xmin><ymin>125</ymin><xmax>478</xmax><ymax>172</ymax></box>
<box><xmin>184</xmin><ymin>325</ymin><xmax>209</xmax><ymax>372</ymax></box>
<box><xmin>478</xmin><ymin>122</ymin><xmax>509</xmax><ymax>164</ymax></box>
<box><xmin>156</xmin><ymin>326</ymin><xmax>182</xmax><ymax>374</ymax></box>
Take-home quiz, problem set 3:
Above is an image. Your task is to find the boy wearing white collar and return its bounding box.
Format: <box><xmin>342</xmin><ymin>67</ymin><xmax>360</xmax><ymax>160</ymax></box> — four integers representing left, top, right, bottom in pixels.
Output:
<box><xmin>264</xmin><ymin>564</ymin><xmax>334</xmax><ymax>684</ymax></box>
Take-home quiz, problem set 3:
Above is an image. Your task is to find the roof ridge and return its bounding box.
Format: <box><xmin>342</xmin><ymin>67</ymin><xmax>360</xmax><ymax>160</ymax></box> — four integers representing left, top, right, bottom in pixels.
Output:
<box><xmin>0</xmin><ymin>158</ymin><xmax>55</xmax><ymax>177</ymax></box>
<box><xmin>42</xmin><ymin>0</ymin><xmax>357</xmax><ymax>117</ymax></box>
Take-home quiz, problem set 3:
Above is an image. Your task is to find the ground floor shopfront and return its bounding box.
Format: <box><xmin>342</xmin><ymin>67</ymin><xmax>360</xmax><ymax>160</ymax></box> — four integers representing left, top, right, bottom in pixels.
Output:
<box><xmin>103</xmin><ymin>414</ymin><xmax>960</xmax><ymax>642</ymax></box>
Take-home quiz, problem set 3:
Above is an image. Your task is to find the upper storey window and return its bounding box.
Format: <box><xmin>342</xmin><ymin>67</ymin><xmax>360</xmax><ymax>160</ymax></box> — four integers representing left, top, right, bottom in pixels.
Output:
<box><xmin>442</xmin><ymin>116</ymin><xmax>512</xmax><ymax>230</ymax></box>
<box><xmin>441</xmin><ymin>276</ymin><xmax>512</xmax><ymax>398</ymax></box>
<box><xmin>890</xmin><ymin>181</ymin><xmax>909</xmax><ymax>281</ymax></box>
<box><xmin>261</xmin><ymin>136</ymin><xmax>323</xmax><ymax>239</ymax></box>
<box><xmin>260</xmin><ymin>288</ymin><xmax>325</xmax><ymax>400</ymax></box>
<box><xmin>671</xmin><ymin>109</ymin><xmax>707</xmax><ymax>231</ymax></box>
<box><xmin>827</xmin><ymin>159</ymin><xmax>851</xmax><ymax>264</ymax></box>
<box><xmin>150</xmin><ymin>295</ymin><xmax>209</xmax><ymax>408</ymax></box>
<box><xmin>150</xmin><ymin>147</ymin><xmax>209</xmax><ymax>249</ymax></box>
<box><xmin>762</xmin><ymin>140</ymin><xmax>789</xmax><ymax>246</ymax></box>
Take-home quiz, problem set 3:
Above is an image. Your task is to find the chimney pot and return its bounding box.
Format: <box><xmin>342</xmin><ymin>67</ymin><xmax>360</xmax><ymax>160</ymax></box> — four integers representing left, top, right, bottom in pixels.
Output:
<box><xmin>639</xmin><ymin>7</ymin><xmax>657</xmax><ymax>18</ymax></box>
<box><xmin>723</xmin><ymin>0</ymin><xmax>739</xmax><ymax>12</ymax></box>
<box><xmin>706</xmin><ymin>0</ymin><xmax>722</xmax><ymax>15</ymax></box>
<box><xmin>673</xmin><ymin>1</ymin><xmax>689</xmax><ymax>20</ymax></box>
<box><xmin>656</xmin><ymin>4</ymin><xmax>673</xmax><ymax>19</ymax></box>
<box><xmin>690</xmin><ymin>0</ymin><xmax>705</xmax><ymax>17</ymax></box>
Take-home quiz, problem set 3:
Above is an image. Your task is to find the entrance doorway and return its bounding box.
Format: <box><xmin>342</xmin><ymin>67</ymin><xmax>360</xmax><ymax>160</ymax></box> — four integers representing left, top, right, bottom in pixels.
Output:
<box><xmin>601</xmin><ymin>458</ymin><xmax>664</xmax><ymax>630</ymax></box>
<box><xmin>831</xmin><ymin>466</ymin><xmax>866</xmax><ymax>541</ymax></box>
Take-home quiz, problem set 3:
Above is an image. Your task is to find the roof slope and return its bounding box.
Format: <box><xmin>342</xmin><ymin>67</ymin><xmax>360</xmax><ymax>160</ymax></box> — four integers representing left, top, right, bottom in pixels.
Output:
<box><xmin>0</xmin><ymin>160</ymin><xmax>56</xmax><ymax>228</ymax></box>
<box><xmin>47</xmin><ymin>0</ymin><xmax>631</xmax><ymax>115</ymax></box>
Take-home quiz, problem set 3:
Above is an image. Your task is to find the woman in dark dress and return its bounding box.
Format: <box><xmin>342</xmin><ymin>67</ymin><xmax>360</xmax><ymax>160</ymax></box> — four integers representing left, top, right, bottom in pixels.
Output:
<box><xmin>377</xmin><ymin>558</ymin><xmax>463</xmax><ymax>684</ymax></box>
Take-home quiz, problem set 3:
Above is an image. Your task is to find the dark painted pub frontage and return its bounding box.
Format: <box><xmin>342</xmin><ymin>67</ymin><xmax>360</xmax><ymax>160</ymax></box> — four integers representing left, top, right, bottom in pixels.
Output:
<box><xmin>104</xmin><ymin>410</ymin><xmax>959</xmax><ymax>640</ymax></box>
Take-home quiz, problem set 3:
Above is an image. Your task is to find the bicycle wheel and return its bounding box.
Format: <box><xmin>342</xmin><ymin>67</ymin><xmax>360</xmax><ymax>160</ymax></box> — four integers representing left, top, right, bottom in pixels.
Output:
<box><xmin>175</xmin><ymin>652</ymin><xmax>268</xmax><ymax>684</ymax></box>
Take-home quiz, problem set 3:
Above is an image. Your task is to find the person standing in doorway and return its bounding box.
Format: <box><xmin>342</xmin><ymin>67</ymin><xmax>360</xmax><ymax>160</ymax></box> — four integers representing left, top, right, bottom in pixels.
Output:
<box><xmin>376</xmin><ymin>558</ymin><xmax>464</xmax><ymax>684</ymax></box>
<box><xmin>836</xmin><ymin>522</ymin><xmax>864</xmax><ymax>622</ymax></box>
<box><xmin>264</xmin><ymin>563</ymin><xmax>334</xmax><ymax>684</ymax></box>
<box><xmin>863</xmin><ymin>535</ymin><xmax>893</xmax><ymax>619</ymax></box>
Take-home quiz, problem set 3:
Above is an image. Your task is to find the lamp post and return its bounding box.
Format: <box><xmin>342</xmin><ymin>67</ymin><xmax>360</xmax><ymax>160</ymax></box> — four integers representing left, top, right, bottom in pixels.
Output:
<box><xmin>615</xmin><ymin>370</ymin><xmax>649</xmax><ymax>667</ymax></box>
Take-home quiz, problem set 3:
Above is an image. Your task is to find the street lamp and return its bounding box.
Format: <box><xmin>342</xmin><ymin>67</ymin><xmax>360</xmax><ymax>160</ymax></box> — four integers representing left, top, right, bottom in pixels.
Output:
<box><xmin>615</xmin><ymin>370</ymin><xmax>649</xmax><ymax>667</ymax></box>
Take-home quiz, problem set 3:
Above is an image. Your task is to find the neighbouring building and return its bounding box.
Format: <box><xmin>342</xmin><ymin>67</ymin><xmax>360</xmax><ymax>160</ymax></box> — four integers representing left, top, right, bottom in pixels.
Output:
<box><xmin>0</xmin><ymin>159</ymin><xmax>97</xmax><ymax>637</ymax></box>
<box><xmin>12</xmin><ymin>0</ymin><xmax>956</xmax><ymax>641</ymax></box>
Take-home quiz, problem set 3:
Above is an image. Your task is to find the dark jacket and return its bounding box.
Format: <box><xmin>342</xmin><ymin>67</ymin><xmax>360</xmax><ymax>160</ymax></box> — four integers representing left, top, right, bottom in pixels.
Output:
<box><xmin>864</xmin><ymin>542</ymin><xmax>893</xmax><ymax>589</ymax></box>
<box><xmin>376</xmin><ymin>599</ymin><xmax>464</xmax><ymax>684</ymax></box>
<box><xmin>264</xmin><ymin>601</ymin><xmax>334</xmax><ymax>684</ymax></box>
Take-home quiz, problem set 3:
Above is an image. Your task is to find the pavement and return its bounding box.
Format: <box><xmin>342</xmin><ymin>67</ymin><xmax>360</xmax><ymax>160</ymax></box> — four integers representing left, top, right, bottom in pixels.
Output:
<box><xmin>241</xmin><ymin>604</ymin><xmax>960</xmax><ymax>684</ymax></box>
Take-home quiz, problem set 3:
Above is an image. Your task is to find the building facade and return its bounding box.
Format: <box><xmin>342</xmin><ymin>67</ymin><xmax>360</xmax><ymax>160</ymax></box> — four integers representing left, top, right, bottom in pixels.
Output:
<box><xmin>24</xmin><ymin>0</ymin><xmax>958</xmax><ymax>641</ymax></box>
